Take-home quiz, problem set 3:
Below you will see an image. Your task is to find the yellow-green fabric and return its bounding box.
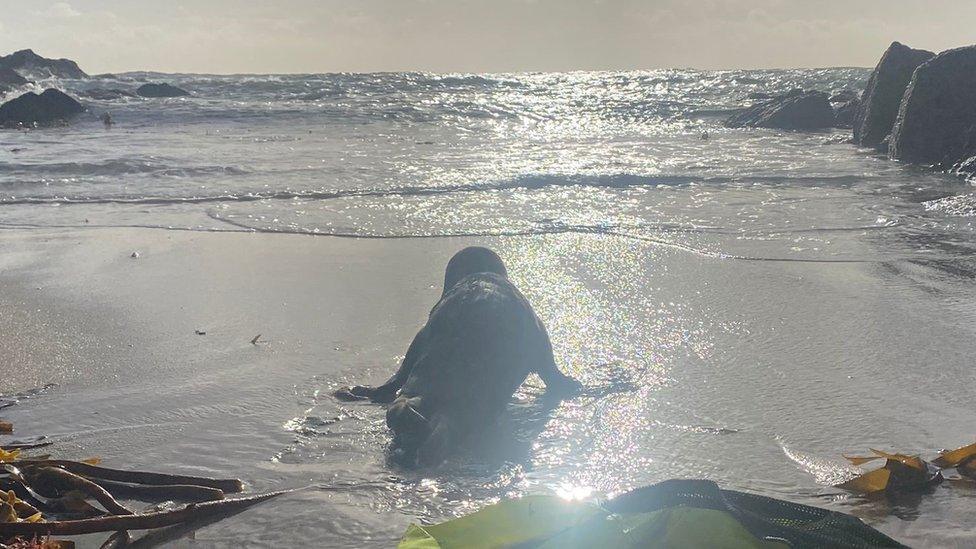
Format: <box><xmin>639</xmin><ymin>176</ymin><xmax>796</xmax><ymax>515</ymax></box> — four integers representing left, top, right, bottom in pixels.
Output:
<box><xmin>398</xmin><ymin>496</ymin><xmax>789</xmax><ymax>549</ymax></box>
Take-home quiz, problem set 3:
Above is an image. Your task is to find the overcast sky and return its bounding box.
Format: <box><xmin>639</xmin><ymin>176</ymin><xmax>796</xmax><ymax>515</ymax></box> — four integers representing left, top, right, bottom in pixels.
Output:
<box><xmin>0</xmin><ymin>1</ymin><xmax>972</xmax><ymax>74</ymax></box>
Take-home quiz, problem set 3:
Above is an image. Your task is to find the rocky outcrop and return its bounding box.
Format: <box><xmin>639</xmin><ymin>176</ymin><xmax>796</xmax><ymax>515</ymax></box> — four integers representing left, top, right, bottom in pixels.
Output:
<box><xmin>0</xmin><ymin>67</ymin><xmax>29</xmax><ymax>93</ymax></box>
<box><xmin>888</xmin><ymin>45</ymin><xmax>976</xmax><ymax>170</ymax></box>
<box><xmin>853</xmin><ymin>42</ymin><xmax>934</xmax><ymax>148</ymax></box>
<box><xmin>959</xmin><ymin>126</ymin><xmax>976</xmax><ymax>178</ymax></box>
<box><xmin>136</xmin><ymin>83</ymin><xmax>189</xmax><ymax>98</ymax></box>
<box><xmin>832</xmin><ymin>98</ymin><xmax>859</xmax><ymax>129</ymax></box>
<box><xmin>0</xmin><ymin>89</ymin><xmax>85</xmax><ymax>127</ymax></box>
<box><xmin>725</xmin><ymin>90</ymin><xmax>835</xmax><ymax>130</ymax></box>
<box><xmin>82</xmin><ymin>88</ymin><xmax>138</xmax><ymax>100</ymax></box>
<box><xmin>0</xmin><ymin>49</ymin><xmax>87</xmax><ymax>79</ymax></box>
<box><xmin>829</xmin><ymin>89</ymin><xmax>858</xmax><ymax>103</ymax></box>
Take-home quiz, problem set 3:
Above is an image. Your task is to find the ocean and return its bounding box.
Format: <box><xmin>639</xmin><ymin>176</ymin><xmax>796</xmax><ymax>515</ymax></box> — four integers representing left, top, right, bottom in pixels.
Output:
<box><xmin>2</xmin><ymin>69</ymin><xmax>976</xmax><ymax>546</ymax></box>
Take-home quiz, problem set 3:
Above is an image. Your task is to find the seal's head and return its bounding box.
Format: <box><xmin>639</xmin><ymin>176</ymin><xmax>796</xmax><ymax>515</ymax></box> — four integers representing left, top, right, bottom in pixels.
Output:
<box><xmin>442</xmin><ymin>247</ymin><xmax>507</xmax><ymax>296</ymax></box>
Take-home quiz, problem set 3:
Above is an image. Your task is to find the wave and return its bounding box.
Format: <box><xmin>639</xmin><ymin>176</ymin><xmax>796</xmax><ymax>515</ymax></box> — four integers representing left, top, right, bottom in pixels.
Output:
<box><xmin>0</xmin><ymin>216</ymin><xmax>878</xmax><ymax>265</ymax></box>
<box><xmin>0</xmin><ymin>160</ymin><xmax>251</xmax><ymax>178</ymax></box>
<box><xmin>53</xmin><ymin>67</ymin><xmax>870</xmax><ymax>126</ymax></box>
<box><xmin>923</xmin><ymin>193</ymin><xmax>976</xmax><ymax>217</ymax></box>
<box><xmin>0</xmin><ymin>173</ymin><xmax>884</xmax><ymax>206</ymax></box>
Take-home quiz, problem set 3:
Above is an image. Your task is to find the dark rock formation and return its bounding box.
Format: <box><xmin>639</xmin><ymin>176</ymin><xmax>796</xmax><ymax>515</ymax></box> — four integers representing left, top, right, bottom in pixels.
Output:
<box><xmin>0</xmin><ymin>49</ymin><xmax>87</xmax><ymax>79</ymax></box>
<box><xmin>958</xmin><ymin>155</ymin><xmax>976</xmax><ymax>179</ymax></box>
<box><xmin>829</xmin><ymin>89</ymin><xmax>858</xmax><ymax>103</ymax></box>
<box><xmin>853</xmin><ymin>42</ymin><xmax>934</xmax><ymax>148</ymax></box>
<box><xmin>136</xmin><ymin>83</ymin><xmax>190</xmax><ymax>98</ymax></box>
<box><xmin>0</xmin><ymin>67</ymin><xmax>29</xmax><ymax>92</ymax></box>
<box><xmin>832</xmin><ymin>98</ymin><xmax>860</xmax><ymax>129</ymax></box>
<box><xmin>82</xmin><ymin>88</ymin><xmax>138</xmax><ymax>100</ymax></box>
<box><xmin>0</xmin><ymin>89</ymin><xmax>85</xmax><ymax>127</ymax></box>
<box><xmin>725</xmin><ymin>90</ymin><xmax>835</xmax><ymax>130</ymax></box>
<box><xmin>959</xmin><ymin>125</ymin><xmax>976</xmax><ymax>178</ymax></box>
<box><xmin>889</xmin><ymin>45</ymin><xmax>976</xmax><ymax>169</ymax></box>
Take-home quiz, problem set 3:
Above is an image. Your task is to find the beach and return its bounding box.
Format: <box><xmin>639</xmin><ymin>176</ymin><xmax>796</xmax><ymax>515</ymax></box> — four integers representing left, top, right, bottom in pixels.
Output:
<box><xmin>1</xmin><ymin>65</ymin><xmax>976</xmax><ymax>547</ymax></box>
<box><xmin>2</xmin><ymin>222</ymin><xmax>976</xmax><ymax>546</ymax></box>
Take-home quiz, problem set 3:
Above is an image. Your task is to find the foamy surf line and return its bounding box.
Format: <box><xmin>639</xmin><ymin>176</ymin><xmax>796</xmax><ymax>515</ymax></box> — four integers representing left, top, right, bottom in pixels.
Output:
<box><xmin>0</xmin><ymin>174</ymin><xmax>886</xmax><ymax>207</ymax></box>
<box><xmin>0</xmin><ymin>218</ymin><xmax>882</xmax><ymax>265</ymax></box>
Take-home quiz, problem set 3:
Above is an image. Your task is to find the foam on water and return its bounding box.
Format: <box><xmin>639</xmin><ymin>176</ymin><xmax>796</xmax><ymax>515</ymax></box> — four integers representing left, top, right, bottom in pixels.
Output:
<box><xmin>2</xmin><ymin>67</ymin><xmax>972</xmax><ymax>265</ymax></box>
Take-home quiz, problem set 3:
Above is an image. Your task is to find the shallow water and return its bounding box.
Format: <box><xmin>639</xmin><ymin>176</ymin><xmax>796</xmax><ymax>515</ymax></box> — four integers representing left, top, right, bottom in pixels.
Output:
<box><xmin>2</xmin><ymin>69</ymin><xmax>976</xmax><ymax>547</ymax></box>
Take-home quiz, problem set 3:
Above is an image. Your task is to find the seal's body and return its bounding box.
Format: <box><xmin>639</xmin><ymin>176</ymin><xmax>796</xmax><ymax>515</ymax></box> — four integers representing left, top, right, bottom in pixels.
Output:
<box><xmin>343</xmin><ymin>247</ymin><xmax>580</xmax><ymax>465</ymax></box>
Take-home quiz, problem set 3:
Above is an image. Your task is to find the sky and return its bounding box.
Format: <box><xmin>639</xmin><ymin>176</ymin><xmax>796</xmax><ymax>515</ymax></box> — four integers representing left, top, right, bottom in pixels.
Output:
<box><xmin>0</xmin><ymin>0</ymin><xmax>973</xmax><ymax>74</ymax></box>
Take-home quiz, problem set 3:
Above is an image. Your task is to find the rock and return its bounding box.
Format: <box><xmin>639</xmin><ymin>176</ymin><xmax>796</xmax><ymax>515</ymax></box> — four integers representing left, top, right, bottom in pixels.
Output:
<box><xmin>854</xmin><ymin>42</ymin><xmax>934</xmax><ymax>148</ymax></box>
<box><xmin>832</xmin><ymin>98</ymin><xmax>860</xmax><ymax>129</ymax></box>
<box><xmin>0</xmin><ymin>89</ymin><xmax>85</xmax><ymax>127</ymax></box>
<box><xmin>829</xmin><ymin>89</ymin><xmax>858</xmax><ymax>103</ymax></box>
<box><xmin>0</xmin><ymin>67</ymin><xmax>29</xmax><ymax>92</ymax></box>
<box><xmin>82</xmin><ymin>88</ymin><xmax>138</xmax><ymax>100</ymax></box>
<box><xmin>0</xmin><ymin>49</ymin><xmax>87</xmax><ymax>79</ymax></box>
<box><xmin>889</xmin><ymin>45</ymin><xmax>976</xmax><ymax>169</ymax></box>
<box><xmin>725</xmin><ymin>90</ymin><xmax>835</xmax><ymax>130</ymax></box>
<box><xmin>945</xmin><ymin>124</ymin><xmax>976</xmax><ymax>179</ymax></box>
<box><xmin>958</xmin><ymin>155</ymin><xmax>976</xmax><ymax>179</ymax></box>
<box><xmin>136</xmin><ymin>83</ymin><xmax>189</xmax><ymax>98</ymax></box>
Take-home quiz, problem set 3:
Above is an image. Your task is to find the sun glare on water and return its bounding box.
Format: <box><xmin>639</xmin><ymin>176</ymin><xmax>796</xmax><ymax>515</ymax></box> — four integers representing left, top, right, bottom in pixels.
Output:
<box><xmin>555</xmin><ymin>482</ymin><xmax>595</xmax><ymax>501</ymax></box>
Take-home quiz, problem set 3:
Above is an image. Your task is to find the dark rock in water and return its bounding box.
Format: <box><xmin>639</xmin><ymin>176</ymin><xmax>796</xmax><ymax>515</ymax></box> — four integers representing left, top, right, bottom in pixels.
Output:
<box><xmin>0</xmin><ymin>67</ymin><xmax>29</xmax><ymax>92</ymax></box>
<box><xmin>0</xmin><ymin>49</ymin><xmax>87</xmax><ymax>79</ymax></box>
<box><xmin>83</xmin><ymin>88</ymin><xmax>138</xmax><ymax>100</ymax></box>
<box><xmin>832</xmin><ymin>98</ymin><xmax>860</xmax><ymax>129</ymax></box>
<box><xmin>136</xmin><ymin>83</ymin><xmax>190</xmax><ymax>98</ymax></box>
<box><xmin>854</xmin><ymin>42</ymin><xmax>934</xmax><ymax>148</ymax></box>
<box><xmin>737</xmin><ymin>89</ymin><xmax>803</xmax><ymax>102</ymax></box>
<box><xmin>725</xmin><ymin>90</ymin><xmax>834</xmax><ymax>130</ymax></box>
<box><xmin>829</xmin><ymin>89</ymin><xmax>858</xmax><ymax>103</ymax></box>
<box><xmin>93</xmin><ymin>73</ymin><xmax>117</xmax><ymax>79</ymax></box>
<box><xmin>958</xmin><ymin>155</ymin><xmax>976</xmax><ymax>179</ymax></box>
<box><xmin>889</xmin><ymin>45</ymin><xmax>976</xmax><ymax>169</ymax></box>
<box><xmin>959</xmin><ymin>126</ymin><xmax>976</xmax><ymax>177</ymax></box>
<box><xmin>0</xmin><ymin>89</ymin><xmax>85</xmax><ymax>127</ymax></box>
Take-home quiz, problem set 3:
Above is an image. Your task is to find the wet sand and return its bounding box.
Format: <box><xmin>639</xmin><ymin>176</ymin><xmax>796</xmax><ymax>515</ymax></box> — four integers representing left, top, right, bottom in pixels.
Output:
<box><xmin>3</xmin><ymin>226</ymin><xmax>976</xmax><ymax>547</ymax></box>
<box><xmin>0</xmin><ymin>227</ymin><xmax>459</xmax><ymax>395</ymax></box>
<box><xmin>0</xmin><ymin>227</ymin><xmax>471</xmax><ymax>546</ymax></box>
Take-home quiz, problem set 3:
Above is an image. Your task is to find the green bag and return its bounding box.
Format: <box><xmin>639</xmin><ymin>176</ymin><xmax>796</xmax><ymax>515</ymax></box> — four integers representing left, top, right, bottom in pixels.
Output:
<box><xmin>399</xmin><ymin>479</ymin><xmax>906</xmax><ymax>549</ymax></box>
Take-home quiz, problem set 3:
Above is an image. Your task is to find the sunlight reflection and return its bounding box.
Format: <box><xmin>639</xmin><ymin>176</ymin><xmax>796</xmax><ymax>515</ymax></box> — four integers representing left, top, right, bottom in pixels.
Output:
<box><xmin>555</xmin><ymin>482</ymin><xmax>594</xmax><ymax>501</ymax></box>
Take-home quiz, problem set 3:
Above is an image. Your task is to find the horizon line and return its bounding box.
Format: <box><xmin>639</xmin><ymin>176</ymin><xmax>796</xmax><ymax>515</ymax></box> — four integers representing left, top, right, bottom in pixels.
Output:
<box><xmin>89</xmin><ymin>65</ymin><xmax>872</xmax><ymax>77</ymax></box>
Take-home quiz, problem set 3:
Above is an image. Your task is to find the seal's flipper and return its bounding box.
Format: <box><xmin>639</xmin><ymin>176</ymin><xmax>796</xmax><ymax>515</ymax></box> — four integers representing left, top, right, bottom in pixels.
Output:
<box><xmin>387</xmin><ymin>396</ymin><xmax>431</xmax><ymax>444</ymax></box>
<box><xmin>417</xmin><ymin>415</ymin><xmax>455</xmax><ymax>467</ymax></box>
<box><xmin>333</xmin><ymin>386</ymin><xmax>371</xmax><ymax>402</ymax></box>
<box><xmin>334</xmin><ymin>384</ymin><xmax>398</xmax><ymax>403</ymax></box>
<box><xmin>541</xmin><ymin>371</ymin><xmax>583</xmax><ymax>398</ymax></box>
<box><xmin>375</xmin><ymin>325</ymin><xmax>430</xmax><ymax>396</ymax></box>
<box><xmin>532</xmin><ymin>326</ymin><xmax>582</xmax><ymax>398</ymax></box>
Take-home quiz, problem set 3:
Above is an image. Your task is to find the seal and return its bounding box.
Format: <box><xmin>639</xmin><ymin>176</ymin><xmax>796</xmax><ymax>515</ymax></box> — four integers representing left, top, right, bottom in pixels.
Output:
<box><xmin>339</xmin><ymin>247</ymin><xmax>581</xmax><ymax>465</ymax></box>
